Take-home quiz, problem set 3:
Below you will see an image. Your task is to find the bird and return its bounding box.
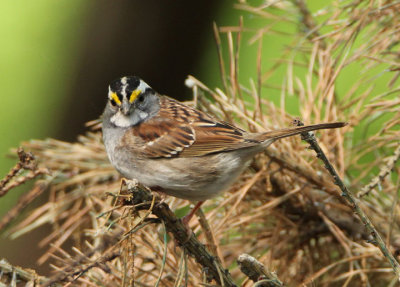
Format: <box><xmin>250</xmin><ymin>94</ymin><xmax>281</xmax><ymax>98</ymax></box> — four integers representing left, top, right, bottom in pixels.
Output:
<box><xmin>102</xmin><ymin>76</ymin><xmax>346</xmax><ymax>223</ymax></box>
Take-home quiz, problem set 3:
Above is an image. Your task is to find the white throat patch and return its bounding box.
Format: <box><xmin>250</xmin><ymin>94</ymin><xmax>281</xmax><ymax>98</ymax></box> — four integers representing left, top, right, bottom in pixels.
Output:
<box><xmin>110</xmin><ymin>111</ymin><xmax>132</xmax><ymax>127</ymax></box>
<box><xmin>110</xmin><ymin>110</ymin><xmax>149</xmax><ymax>127</ymax></box>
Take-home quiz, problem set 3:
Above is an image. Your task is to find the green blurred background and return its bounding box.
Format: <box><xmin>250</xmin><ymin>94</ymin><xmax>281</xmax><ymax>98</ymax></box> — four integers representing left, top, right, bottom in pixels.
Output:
<box><xmin>0</xmin><ymin>0</ymin><xmax>392</xmax><ymax>275</ymax></box>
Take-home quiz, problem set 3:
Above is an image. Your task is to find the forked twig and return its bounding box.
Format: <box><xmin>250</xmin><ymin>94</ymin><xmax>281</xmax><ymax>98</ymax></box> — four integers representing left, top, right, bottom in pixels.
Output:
<box><xmin>0</xmin><ymin>147</ymin><xmax>49</xmax><ymax>197</ymax></box>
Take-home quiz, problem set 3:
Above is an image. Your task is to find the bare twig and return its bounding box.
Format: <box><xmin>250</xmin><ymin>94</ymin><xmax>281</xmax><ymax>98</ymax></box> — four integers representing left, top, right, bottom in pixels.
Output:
<box><xmin>296</xmin><ymin>120</ymin><xmax>400</xmax><ymax>281</ymax></box>
<box><xmin>0</xmin><ymin>147</ymin><xmax>48</xmax><ymax>197</ymax></box>
<box><xmin>237</xmin><ymin>254</ymin><xmax>284</xmax><ymax>287</ymax></box>
<box><xmin>0</xmin><ymin>168</ymin><xmax>49</xmax><ymax>196</ymax></box>
<box><xmin>358</xmin><ymin>143</ymin><xmax>400</xmax><ymax>197</ymax></box>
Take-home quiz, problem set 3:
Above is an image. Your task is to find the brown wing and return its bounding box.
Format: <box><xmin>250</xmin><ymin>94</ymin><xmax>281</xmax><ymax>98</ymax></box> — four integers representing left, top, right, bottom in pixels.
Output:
<box><xmin>179</xmin><ymin>121</ymin><xmax>254</xmax><ymax>157</ymax></box>
<box><xmin>126</xmin><ymin>96</ymin><xmax>258</xmax><ymax>158</ymax></box>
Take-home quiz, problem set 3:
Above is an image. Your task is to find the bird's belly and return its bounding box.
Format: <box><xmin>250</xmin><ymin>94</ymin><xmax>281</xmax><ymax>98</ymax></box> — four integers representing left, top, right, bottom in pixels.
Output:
<box><xmin>114</xmin><ymin>152</ymin><xmax>251</xmax><ymax>201</ymax></box>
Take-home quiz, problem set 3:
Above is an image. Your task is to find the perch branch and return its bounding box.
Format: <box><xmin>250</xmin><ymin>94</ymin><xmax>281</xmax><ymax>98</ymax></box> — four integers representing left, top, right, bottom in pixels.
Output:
<box><xmin>237</xmin><ymin>254</ymin><xmax>284</xmax><ymax>287</ymax></box>
<box><xmin>297</xmin><ymin>120</ymin><xmax>400</xmax><ymax>280</ymax></box>
<box><xmin>124</xmin><ymin>180</ymin><xmax>237</xmax><ymax>287</ymax></box>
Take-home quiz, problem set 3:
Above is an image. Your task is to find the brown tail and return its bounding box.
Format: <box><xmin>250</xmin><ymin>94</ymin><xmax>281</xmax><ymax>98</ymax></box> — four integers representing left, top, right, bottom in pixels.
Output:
<box><xmin>255</xmin><ymin>122</ymin><xmax>347</xmax><ymax>141</ymax></box>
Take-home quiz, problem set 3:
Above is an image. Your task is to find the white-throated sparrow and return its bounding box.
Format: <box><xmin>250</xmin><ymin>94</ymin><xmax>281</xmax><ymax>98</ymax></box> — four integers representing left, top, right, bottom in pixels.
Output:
<box><xmin>102</xmin><ymin>76</ymin><xmax>345</xmax><ymax>205</ymax></box>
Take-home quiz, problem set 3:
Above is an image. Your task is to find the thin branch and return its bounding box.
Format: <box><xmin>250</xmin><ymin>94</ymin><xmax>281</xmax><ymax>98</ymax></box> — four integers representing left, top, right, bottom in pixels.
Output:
<box><xmin>0</xmin><ymin>147</ymin><xmax>48</xmax><ymax>197</ymax></box>
<box><xmin>296</xmin><ymin>120</ymin><xmax>400</xmax><ymax>281</ymax></box>
<box><xmin>358</xmin><ymin>143</ymin><xmax>400</xmax><ymax>197</ymax></box>
<box><xmin>0</xmin><ymin>168</ymin><xmax>49</xmax><ymax>196</ymax></box>
<box><xmin>0</xmin><ymin>148</ymin><xmax>35</xmax><ymax>189</ymax></box>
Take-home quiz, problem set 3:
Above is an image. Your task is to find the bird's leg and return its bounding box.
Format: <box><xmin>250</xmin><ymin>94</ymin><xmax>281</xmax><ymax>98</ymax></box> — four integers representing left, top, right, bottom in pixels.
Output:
<box><xmin>175</xmin><ymin>201</ymin><xmax>204</xmax><ymax>245</ymax></box>
<box><xmin>182</xmin><ymin>201</ymin><xmax>204</xmax><ymax>226</ymax></box>
<box><xmin>117</xmin><ymin>177</ymin><xmax>130</xmax><ymax>202</ymax></box>
<box><xmin>119</xmin><ymin>177</ymin><xmax>128</xmax><ymax>189</ymax></box>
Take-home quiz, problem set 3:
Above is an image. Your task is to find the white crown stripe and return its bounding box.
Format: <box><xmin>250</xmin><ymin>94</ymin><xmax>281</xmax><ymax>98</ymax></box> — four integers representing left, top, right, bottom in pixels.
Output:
<box><xmin>137</xmin><ymin>80</ymin><xmax>150</xmax><ymax>93</ymax></box>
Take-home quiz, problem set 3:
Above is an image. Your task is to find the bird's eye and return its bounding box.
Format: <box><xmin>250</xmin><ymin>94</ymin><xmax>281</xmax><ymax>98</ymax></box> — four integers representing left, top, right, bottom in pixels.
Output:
<box><xmin>109</xmin><ymin>92</ymin><xmax>121</xmax><ymax>107</ymax></box>
<box><xmin>138</xmin><ymin>95</ymin><xmax>145</xmax><ymax>102</ymax></box>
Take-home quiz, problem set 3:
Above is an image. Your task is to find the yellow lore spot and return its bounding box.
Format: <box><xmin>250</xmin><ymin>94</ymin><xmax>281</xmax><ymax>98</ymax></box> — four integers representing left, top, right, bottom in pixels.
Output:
<box><xmin>110</xmin><ymin>92</ymin><xmax>121</xmax><ymax>106</ymax></box>
<box><xmin>130</xmin><ymin>89</ymin><xmax>141</xmax><ymax>103</ymax></box>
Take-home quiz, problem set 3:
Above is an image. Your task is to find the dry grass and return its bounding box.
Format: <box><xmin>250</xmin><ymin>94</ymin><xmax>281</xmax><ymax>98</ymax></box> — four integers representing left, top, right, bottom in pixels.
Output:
<box><xmin>1</xmin><ymin>0</ymin><xmax>400</xmax><ymax>286</ymax></box>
